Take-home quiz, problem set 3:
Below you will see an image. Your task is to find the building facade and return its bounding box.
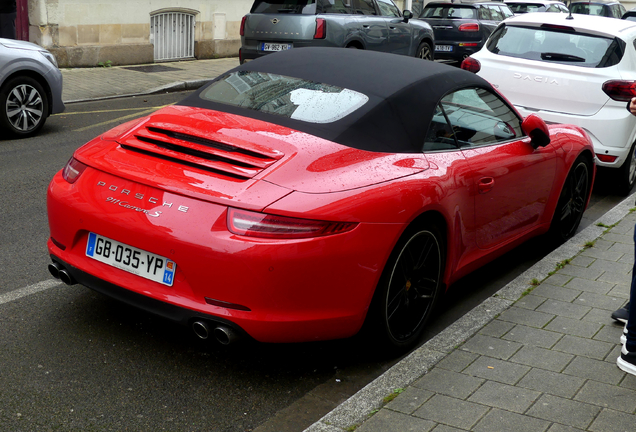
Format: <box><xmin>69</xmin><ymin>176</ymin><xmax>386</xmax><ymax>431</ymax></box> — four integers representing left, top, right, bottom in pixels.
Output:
<box><xmin>27</xmin><ymin>0</ymin><xmax>252</xmax><ymax>67</ymax></box>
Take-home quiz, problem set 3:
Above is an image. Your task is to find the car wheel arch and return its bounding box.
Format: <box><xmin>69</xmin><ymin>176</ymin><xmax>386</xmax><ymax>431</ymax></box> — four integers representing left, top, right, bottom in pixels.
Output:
<box><xmin>345</xmin><ymin>39</ymin><xmax>364</xmax><ymax>49</ymax></box>
<box><xmin>1</xmin><ymin>69</ymin><xmax>53</xmax><ymax>115</ymax></box>
<box><xmin>363</xmin><ymin>210</ymin><xmax>449</xmax><ymax>351</ymax></box>
<box><xmin>548</xmin><ymin>151</ymin><xmax>594</xmax><ymax>243</ymax></box>
<box><xmin>416</xmin><ymin>38</ymin><xmax>435</xmax><ymax>60</ymax></box>
<box><xmin>383</xmin><ymin>210</ymin><xmax>451</xmax><ymax>293</ymax></box>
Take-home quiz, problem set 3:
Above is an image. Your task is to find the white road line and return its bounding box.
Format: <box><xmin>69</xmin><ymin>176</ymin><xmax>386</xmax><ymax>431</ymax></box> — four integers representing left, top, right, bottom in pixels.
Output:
<box><xmin>0</xmin><ymin>280</ymin><xmax>64</xmax><ymax>306</ymax></box>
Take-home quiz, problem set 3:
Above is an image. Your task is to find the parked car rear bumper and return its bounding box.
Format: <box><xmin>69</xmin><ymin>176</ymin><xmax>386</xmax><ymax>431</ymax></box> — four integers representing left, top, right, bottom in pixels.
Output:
<box><xmin>516</xmin><ymin>104</ymin><xmax>636</xmax><ymax>169</ymax></box>
<box><xmin>433</xmin><ymin>41</ymin><xmax>485</xmax><ymax>61</ymax></box>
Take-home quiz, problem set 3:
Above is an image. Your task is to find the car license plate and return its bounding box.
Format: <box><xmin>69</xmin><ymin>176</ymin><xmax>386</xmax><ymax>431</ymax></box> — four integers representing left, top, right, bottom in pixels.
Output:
<box><xmin>86</xmin><ymin>233</ymin><xmax>176</xmax><ymax>286</ymax></box>
<box><xmin>260</xmin><ymin>42</ymin><xmax>292</xmax><ymax>52</ymax></box>
<box><xmin>435</xmin><ymin>45</ymin><xmax>453</xmax><ymax>52</ymax></box>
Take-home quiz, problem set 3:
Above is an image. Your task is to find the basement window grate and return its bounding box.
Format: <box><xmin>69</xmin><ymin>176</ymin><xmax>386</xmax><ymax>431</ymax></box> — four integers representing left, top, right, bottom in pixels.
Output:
<box><xmin>150</xmin><ymin>11</ymin><xmax>195</xmax><ymax>62</ymax></box>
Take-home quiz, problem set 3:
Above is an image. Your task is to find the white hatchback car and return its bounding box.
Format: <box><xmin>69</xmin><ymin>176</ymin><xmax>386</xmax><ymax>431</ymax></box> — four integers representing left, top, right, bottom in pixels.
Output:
<box><xmin>461</xmin><ymin>13</ymin><xmax>636</xmax><ymax>193</ymax></box>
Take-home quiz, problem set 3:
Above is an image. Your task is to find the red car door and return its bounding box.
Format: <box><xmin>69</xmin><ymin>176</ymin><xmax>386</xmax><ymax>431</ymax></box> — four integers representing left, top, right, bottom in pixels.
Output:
<box><xmin>439</xmin><ymin>87</ymin><xmax>557</xmax><ymax>249</ymax></box>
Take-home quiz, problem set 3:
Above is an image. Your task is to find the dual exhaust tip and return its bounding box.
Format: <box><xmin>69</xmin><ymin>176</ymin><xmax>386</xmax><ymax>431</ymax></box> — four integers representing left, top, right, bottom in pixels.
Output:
<box><xmin>192</xmin><ymin>321</ymin><xmax>240</xmax><ymax>345</ymax></box>
<box><xmin>48</xmin><ymin>261</ymin><xmax>240</xmax><ymax>345</ymax></box>
<box><xmin>48</xmin><ymin>262</ymin><xmax>76</xmax><ymax>285</ymax></box>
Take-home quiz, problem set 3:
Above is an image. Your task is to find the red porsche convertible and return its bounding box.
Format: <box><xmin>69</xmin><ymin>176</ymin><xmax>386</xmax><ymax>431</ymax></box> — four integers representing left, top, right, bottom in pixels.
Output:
<box><xmin>47</xmin><ymin>48</ymin><xmax>594</xmax><ymax>350</ymax></box>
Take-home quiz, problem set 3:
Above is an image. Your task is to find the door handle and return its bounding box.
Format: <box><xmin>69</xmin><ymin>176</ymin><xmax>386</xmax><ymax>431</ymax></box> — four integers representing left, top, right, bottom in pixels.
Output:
<box><xmin>362</xmin><ymin>24</ymin><xmax>370</xmax><ymax>28</ymax></box>
<box><xmin>478</xmin><ymin>177</ymin><xmax>494</xmax><ymax>194</ymax></box>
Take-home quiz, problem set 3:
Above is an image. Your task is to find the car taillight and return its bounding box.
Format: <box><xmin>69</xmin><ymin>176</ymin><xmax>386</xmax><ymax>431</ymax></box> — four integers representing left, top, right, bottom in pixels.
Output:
<box><xmin>459</xmin><ymin>23</ymin><xmax>479</xmax><ymax>32</ymax></box>
<box><xmin>314</xmin><ymin>18</ymin><xmax>326</xmax><ymax>39</ymax></box>
<box><xmin>62</xmin><ymin>157</ymin><xmax>87</xmax><ymax>184</ymax></box>
<box><xmin>240</xmin><ymin>15</ymin><xmax>247</xmax><ymax>36</ymax></box>
<box><xmin>461</xmin><ymin>57</ymin><xmax>481</xmax><ymax>73</ymax></box>
<box><xmin>602</xmin><ymin>80</ymin><xmax>636</xmax><ymax>102</ymax></box>
<box><xmin>597</xmin><ymin>154</ymin><xmax>618</xmax><ymax>163</ymax></box>
<box><xmin>227</xmin><ymin>208</ymin><xmax>357</xmax><ymax>239</ymax></box>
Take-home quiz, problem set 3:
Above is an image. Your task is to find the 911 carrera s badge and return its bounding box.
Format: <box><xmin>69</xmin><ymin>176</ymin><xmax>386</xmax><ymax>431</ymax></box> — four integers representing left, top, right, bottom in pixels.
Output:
<box><xmin>97</xmin><ymin>181</ymin><xmax>189</xmax><ymax>217</ymax></box>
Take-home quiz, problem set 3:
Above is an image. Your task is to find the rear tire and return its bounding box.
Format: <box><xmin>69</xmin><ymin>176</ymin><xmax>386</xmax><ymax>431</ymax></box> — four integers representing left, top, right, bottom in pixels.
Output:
<box><xmin>368</xmin><ymin>223</ymin><xmax>445</xmax><ymax>352</ymax></box>
<box><xmin>617</xmin><ymin>140</ymin><xmax>636</xmax><ymax>196</ymax></box>
<box><xmin>416</xmin><ymin>42</ymin><xmax>433</xmax><ymax>61</ymax></box>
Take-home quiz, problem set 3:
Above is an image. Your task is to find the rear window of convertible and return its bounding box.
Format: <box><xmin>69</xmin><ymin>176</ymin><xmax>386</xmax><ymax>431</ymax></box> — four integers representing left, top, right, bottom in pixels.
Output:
<box><xmin>486</xmin><ymin>24</ymin><xmax>624</xmax><ymax>68</ymax></box>
<box><xmin>199</xmin><ymin>71</ymin><xmax>369</xmax><ymax>124</ymax></box>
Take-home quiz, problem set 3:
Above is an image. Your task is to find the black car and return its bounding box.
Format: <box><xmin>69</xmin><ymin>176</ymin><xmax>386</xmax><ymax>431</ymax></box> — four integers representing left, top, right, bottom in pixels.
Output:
<box><xmin>418</xmin><ymin>1</ymin><xmax>514</xmax><ymax>62</ymax></box>
<box><xmin>623</xmin><ymin>7</ymin><xmax>636</xmax><ymax>21</ymax></box>
<box><xmin>569</xmin><ymin>0</ymin><xmax>626</xmax><ymax>18</ymax></box>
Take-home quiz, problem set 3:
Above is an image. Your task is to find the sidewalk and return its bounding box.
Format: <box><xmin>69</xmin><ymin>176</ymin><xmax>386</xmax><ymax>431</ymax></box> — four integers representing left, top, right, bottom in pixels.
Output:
<box><xmin>61</xmin><ymin>57</ymin><xmax>239</xmax><ymax>103</ymax></box>
<box><xmin>306</xmin><ymin>193</ymin><xmax>636</xmax><ymax>432</ymax></box>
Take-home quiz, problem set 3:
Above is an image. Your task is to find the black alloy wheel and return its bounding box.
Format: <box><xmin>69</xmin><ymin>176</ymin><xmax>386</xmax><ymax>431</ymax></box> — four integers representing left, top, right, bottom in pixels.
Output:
<box><xmin>373</xmin><ymin>224</ymin><xmax>445</xmax><ymax>351</ymax></box>
<box><xmin>0</xmin><ymin>76</ymin><xmax>49</xmax><ymax>138</ymax></box>
<box><xmin>416</xmin><ymin>42</ymin><xmax>433</xmax><ymax>61</ymax></box>
<box><xmin>551</xmin><ymin>155</ymin><xmax>591</xmax><ymax>243</ymax></box>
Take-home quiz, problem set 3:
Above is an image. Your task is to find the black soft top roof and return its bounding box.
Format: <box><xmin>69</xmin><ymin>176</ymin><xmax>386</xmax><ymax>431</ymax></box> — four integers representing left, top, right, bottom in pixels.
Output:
<box><xmin>179</xmin><ymin>47</ymin><xmax>494</xmax><ymax>153</ymax></box>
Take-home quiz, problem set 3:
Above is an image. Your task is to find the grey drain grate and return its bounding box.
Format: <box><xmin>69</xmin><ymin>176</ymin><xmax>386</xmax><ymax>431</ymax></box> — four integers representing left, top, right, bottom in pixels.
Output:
<box><xmin>122</xmin><ymin>65</ymin><xmax>183</xmax><ymax>73</ymax></box>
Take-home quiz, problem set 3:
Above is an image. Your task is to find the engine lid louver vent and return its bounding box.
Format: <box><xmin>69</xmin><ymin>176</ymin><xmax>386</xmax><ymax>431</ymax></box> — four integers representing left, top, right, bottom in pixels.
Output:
<box><xmin>120</xmin><ymin>124</ymin><xmax>284</xmax><ymax>181</ymax></box>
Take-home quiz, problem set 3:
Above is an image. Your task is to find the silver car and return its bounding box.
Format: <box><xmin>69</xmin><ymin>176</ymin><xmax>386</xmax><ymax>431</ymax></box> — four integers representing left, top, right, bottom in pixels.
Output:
<box><xmin>0</xmin><ymin>38</ymin><xmax>65</xmax><ymax>138</ymax></box>
<box><xmin>240</xmin><ymin>0</ymin><xmax>435</xmax><ymax>63</ymax></box>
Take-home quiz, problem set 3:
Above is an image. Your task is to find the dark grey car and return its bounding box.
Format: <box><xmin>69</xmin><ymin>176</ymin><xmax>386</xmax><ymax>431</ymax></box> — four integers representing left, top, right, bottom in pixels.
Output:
<box><xmin>418</xmin><ymin>1</ymin><xmax>514</xmax><ymax>62</ymax></box>
<box><xmin>570</xmin><ymin>0</ymin><xmax>626</xmax><ymax>18</ymax></box>
<box><xmin>239</xmin><ymin>0</ymin><xmax>435</xmax><ymax>64</ymax></box>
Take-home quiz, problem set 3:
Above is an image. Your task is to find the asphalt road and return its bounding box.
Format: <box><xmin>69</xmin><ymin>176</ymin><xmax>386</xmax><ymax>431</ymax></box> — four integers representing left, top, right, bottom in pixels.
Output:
<box><xmin>0</xmin><ymin>91</ymin><xmax>628</xmax><ymax>432</ymax></box>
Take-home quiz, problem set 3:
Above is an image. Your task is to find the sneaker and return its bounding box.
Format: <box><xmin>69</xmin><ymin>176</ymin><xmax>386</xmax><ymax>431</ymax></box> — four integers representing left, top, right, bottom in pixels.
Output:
<box><xmin>621</xmin><ymin>323</ymin><xmax>628</xmax><ymax>345</ymax></box>
<box><xmin>612</xmin><ymin>303</ymin><xmax>629</xmax><ymax>324</ymax></box>
<box><xmin>617</xmin><ymin>344</ymin><xmax>636</xmax><ymax>376</ymax></box>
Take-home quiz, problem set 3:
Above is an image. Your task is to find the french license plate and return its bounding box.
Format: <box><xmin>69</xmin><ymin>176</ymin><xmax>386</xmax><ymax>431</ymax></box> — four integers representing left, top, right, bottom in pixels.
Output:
<box><xmin>86</xmin><ymin>233</ymin><xmax>176</xmax><ymax>286</ymax></box>
<box><xmin>260</xmin><ymin>42</ymin><xmax>292</xmax><ymax>52</ymax></box>
<box><xmin>435</xmin><ymin>45</ymin><xmax>453</xmax><ymax>52</ymax></box>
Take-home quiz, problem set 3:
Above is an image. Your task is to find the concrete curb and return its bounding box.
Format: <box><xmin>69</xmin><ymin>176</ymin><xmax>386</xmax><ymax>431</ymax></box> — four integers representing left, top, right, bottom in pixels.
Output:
<box><xmin>304</xmin><ymin>190</ymin><xmax>636</xmax><ymax>432</ymax></box>
<box><xmin>63</xmin><ymin>79</ymin><xmax>212</xmax><ymax>104</ymax></box>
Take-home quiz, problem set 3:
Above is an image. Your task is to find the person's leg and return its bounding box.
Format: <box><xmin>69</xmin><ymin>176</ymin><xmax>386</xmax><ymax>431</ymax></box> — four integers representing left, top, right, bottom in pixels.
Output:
<box><xmin>618</xmin><ymin>229</ymin><xmax>636</xmax><ymax>374</ymax></box>
<box><xmin>0</xmin><ymin>12</ymin><xmax>16</xmax><ymax>39</ymax></box>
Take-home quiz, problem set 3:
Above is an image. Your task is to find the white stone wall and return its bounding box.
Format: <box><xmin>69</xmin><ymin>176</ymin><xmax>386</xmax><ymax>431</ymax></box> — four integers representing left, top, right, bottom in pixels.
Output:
<box><xmin>28</xmin><ymin>0</ymin><xmax>253</xmax><ymax>48</ymax></box>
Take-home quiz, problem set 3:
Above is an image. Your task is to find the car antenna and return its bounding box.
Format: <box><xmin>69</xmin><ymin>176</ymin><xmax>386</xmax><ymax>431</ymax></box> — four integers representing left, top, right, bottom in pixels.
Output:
<box><xmin>566</xmin><ymin>4</ymin><xmax>574</xmax><ymax>19</ymax></box>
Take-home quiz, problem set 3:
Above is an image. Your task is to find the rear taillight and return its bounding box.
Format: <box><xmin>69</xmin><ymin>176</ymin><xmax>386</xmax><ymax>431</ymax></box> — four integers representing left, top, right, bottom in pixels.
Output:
<box><xmin>602</xmin><ymin>80</ymin><xmax>636</xmax><ymax>102</ymax></box>
<box><xmin>459</xmin><ymin>23</ymin><xmax>479</xmax><ymax>32</ymax></box>
<box><xmin>314</xmin><ymin>18</ymin><xmax>326</xmax><ymax>39</ymax></box>
<box><xmin>461</xmin><ymin>57</ymin><xmax>481</xmax><ymax>73</ymax></box>
<box><xmin>240</xmin><ymin>15</ymin><xmax>247</xmax><ymax>36</ymax></box>
<box><xmin>597</xmin><ymin>154</ymin><xmax>618</xmax><ymax>163</ymax></box>
<box><xmin>227</xmin><ymin>208</ymin><xmax>357</xmax><ymax>239</ymax></box>
<box><xmin>62</xmin><ymin>157</ymin><xmax>87</xmax><ymax>184</ymax></box>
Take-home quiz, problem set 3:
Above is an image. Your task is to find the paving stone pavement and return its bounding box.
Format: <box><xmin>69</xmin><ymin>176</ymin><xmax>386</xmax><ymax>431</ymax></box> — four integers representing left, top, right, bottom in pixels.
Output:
<box><xmin>61</xmin><ymin>57</ymin><xmax>239</xmax><ymax>103</ymax></box>
<box><xmin>305</xmin><ymin>193</ymin><xmax>636</xmax><ymax>432</ymax></box>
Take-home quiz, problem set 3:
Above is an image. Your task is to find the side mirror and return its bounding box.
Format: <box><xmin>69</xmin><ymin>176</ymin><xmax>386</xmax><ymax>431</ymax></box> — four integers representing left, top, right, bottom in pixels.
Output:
<box><xmin>403</xmin><ymin>10</ymin><xmax>413</xmax><ymax>22</ymax></box>
<box><xmin>521</xmin><ymin>114</ymin><xmax>551</xmax><ymax>148</ymax></box>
